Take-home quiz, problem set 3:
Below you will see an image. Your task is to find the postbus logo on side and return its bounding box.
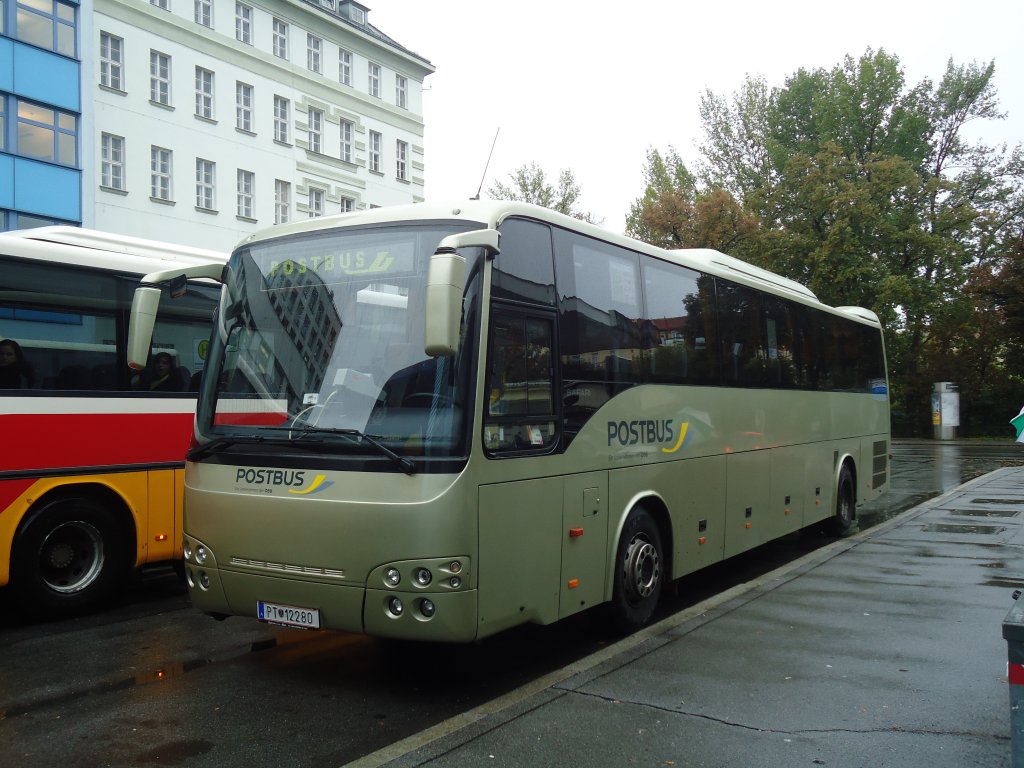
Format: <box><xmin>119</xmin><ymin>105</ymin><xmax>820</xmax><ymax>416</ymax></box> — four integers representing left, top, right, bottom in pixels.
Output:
<box><xmin>606</xmin><ymin>419</ymin><xmax>690</xmax><ymax>454</ymax></box>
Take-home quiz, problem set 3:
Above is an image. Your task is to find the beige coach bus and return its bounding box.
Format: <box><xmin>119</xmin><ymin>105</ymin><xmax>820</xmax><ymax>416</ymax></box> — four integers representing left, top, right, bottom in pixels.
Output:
<box><xmin>129</xmin><ymin>200</ymin><xmax>889</xmax><ymax>641</ymax></box>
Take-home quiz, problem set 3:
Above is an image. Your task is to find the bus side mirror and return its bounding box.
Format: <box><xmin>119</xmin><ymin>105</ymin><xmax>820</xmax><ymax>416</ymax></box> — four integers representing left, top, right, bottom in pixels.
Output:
<box><xmin>425</xmin><ymin>229</ymin><xmax>499</xmax><ymax>357</ymax></box>
<box><xmin>128</xmin><ymin>286</ymin><xmax>162</xmax><ymax>370</ymax></box>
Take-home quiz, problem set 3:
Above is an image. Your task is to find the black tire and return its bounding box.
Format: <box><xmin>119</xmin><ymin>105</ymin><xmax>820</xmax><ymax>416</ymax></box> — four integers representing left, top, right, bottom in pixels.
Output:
<box><xmin>10</xmin><ymin>497</ymin><xmax>126</xmax><ymax>619</ymax></box>
<box><xmin>829</xmin><ymin>463</ymin><xmax>857</xmax><ymax>537</ymax></box>
<box><xmin>610</xmin><ymin>507</ymin><xmax>664</xmax><ymax>633</ymax></box>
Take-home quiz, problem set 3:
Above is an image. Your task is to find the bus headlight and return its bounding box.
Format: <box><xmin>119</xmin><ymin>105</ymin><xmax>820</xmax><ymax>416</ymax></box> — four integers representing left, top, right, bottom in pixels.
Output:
<box><xmin>414</xmin><ymin>567</ymin><xmax>432</xmax><ymax>586</ymax></box>
<box><xmin>419</xmin><ymin>599</ymin><xmax>435</xmax><ymax>618</ymax></box>
<box><xmin>183</xmin><ymin>540</ymin><xmax>193</xmax><ymax>560</ymax></box>
<box><xmin>449</xmin><ymin>576</ymin><xmax>462</xmax><ymax>589</ymax></box>
<box><xmin>384</xmin><ymin>567</ymin><xmax>401</xmax><ymax>586</ymax></box>
<box><xmin>198</xmin><ymin>571</ymin><xmax>210</xmax><ymax>590</ymax></box>
<box><xmin>387</xmin><ymin>596</ymin><xmax>404</xmax><ymax>616</ymax></box>
<box><xmin>195</xmin><ymin>546</ymin><xmax>208</xmax><ymax>565</ymax></box>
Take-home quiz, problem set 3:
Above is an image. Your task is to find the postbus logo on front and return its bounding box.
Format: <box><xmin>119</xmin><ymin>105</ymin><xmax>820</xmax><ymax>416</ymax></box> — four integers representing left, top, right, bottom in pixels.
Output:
<box><xmin>233</xmin><ymin>468</ymin><xmax>334</xmax><ymax>495</ymax></box>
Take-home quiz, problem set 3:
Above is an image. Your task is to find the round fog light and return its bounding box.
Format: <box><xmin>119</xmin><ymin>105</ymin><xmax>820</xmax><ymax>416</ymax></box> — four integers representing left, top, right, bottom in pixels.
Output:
<box><xmin>198</xmin><ymin>571</ymin><xmax>210</xmax><ymax>590</ymax></box>
<box><xmin>195</xmin><ymin>546</ymin><xmax>208</xmax><ymax>565</ymax></box>
<box><xmin>388</xmin><ymin>596</ymin><xmax>404</xmax><ymax>616</ymax></box>
<box><xmin>183</xmin><ymin>540</ymin><xmax>193</xmax><ymax>560</ymax></box>
<box><xmin>414</xmin><ymin>567</ymin><xmax>432</xmax><ymax>586</ymax></box>
<box><xmin>449</xmin><ymin>560</ymin><xmax>462</xmax><ymax>574</ymax></box>
<box><xmin>384</xmin><ymin>567</ymin><xmax>401</xmax><ymax>586</ymax></box>
<box><xmin>449</xmin><ymin>576</ymin><xmax>462</xmax><ymax>589</ymax></box>
<box><xmin>420</xmin><ymin>599</ymin><xmax>435</xmax><ymax>618</ymax></box>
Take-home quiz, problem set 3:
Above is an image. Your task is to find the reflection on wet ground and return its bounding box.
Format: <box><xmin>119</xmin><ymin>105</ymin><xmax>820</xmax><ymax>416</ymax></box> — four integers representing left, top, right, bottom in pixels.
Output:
<box><xmin>856</xmin><ymin>440</ymin><xmax>1024</xmax><ymax>530</ymax></box>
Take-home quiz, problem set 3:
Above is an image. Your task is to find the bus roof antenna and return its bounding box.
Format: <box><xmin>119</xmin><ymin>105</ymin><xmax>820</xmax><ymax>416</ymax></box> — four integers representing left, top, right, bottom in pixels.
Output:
<box><xmin>470</xmin><ymin>128</ymin><xmax>500</xmax><ymax>200</ymax></box>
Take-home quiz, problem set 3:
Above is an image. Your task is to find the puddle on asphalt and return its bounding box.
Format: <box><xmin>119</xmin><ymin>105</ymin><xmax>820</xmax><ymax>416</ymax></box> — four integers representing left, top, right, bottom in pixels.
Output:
<box><xmin>921</xmin><ymin>523</ymin><xmax>1007</xmax><ymax>535</ymax></box>
<box><xmin>948</xmin><ymin>508</ymin><xmax>1021</xmax><ymax>518</ymax></box>
<box><xmin>983</xmin><ymin>576</ymin><xmax>1024</xmax><ymax>590</ymax></box>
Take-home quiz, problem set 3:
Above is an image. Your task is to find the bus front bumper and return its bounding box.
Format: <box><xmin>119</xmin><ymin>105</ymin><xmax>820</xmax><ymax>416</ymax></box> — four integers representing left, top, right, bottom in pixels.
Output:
<box><xmin>186</xmin><ymin>566</ymin><xmax>479</xmax><ymax>642</ymax></box>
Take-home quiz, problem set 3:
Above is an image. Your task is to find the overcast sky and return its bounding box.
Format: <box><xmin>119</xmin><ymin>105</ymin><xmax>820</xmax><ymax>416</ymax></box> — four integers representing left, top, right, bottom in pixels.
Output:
<box><xmin>369</xmin><ymin>0</ymin><xmax>1024</xmax><ymax>232</ymax></box>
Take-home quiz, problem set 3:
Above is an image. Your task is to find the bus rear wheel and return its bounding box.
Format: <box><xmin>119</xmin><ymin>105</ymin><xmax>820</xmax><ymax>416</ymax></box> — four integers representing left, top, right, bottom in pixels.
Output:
<box><xmin>610</xmin><ymin>507</ymin><xmax>664</xmax><ymax>633</ymax></box>
<box><xmin>11</xmin><ymin>497</ymin><xmax>125</xmax><ymax>619</ymax></box>
<box><xmin>829</xmin><ymin>464</ymin><xmax>857</xmax><ymax>537</ymax></box>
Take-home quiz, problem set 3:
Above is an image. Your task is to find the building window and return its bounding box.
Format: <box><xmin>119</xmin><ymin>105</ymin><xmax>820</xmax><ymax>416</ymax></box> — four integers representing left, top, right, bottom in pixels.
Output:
<box><xmin>395</xmin><ymin>75</ymin><xmax>407</xmax><ymax>109</ymax></box>
<box><xmin>273</xmin><ymin>95</ymin><xmax>289</xmax><ymax>143</ymax></box>
<box><xmin>99</xmin><ymin>32</ymin><xmax>123</xmax><ymax>91</ymax></box>
<box><xmin>0</xmin><ymin>99</ymin><xmax>6</xmax><ymax>152</ymax></box>
<box><xmin>151</xmin><ymin>146</ymin><xmax>173</xmax><ymax>200</ymax></box>
<box><xmin>307</xmin><ymin>107</ymin><xmax>322</xmax><ymax>154</ymax></box>
<box><xmin>396</xmin><ymin>139</ymin><xmax>408</xmax><ymax>181</ymax></box>
<box><xmin>339</xmin><ymin>119</ymin><xmax>353</xmax><ymax>163</ymax></box>
<box><xmin>368</xmin><ymin>130</ymin><xmax>381</xmax><ymax>173</ymax></box>
<box><xmin>235</xmin><ymin>2</ymin><xmax>252</xmax><ymax>44</ymax></box>
<box><xmin>368</xmin><ymin>62</ymin><xmax>380</xmax><ymax>98</ymax></box>
<box><xmin>194</xmin><ymin>0</ymin><xmax>212</xmax><ymax>27</ymax></box>
<box><xmin>16</xmin><ymin>0</ymin><xmax>76</xmax><ymax>57</ymax></box>
<box><xmin>17</xmin><ymin>99</ymin><xmax>77</xmax><ymax>167</ymax></box>
<box><xmin>150</xmin><ymin>51</ymin><xmax>171</xmax><ymax>105</ymax></box>
<box><xmin>307</xmin><ymin>34</ymin><xmax>322</xmax><ymax>74</ymax></box>
<box><xmin>236</xmin><ymin>82</ymin><xmax>253</xmax><ymax>132</ymax></box>
<box><xmin>237</xmin><ymin>169</ymin><xmax>254</xmax><ymax>218</ymax></box>
<box><xmin>340</xmin><ymin>197</ymin><xmax>354</xmax><ymax>213</ymax></box>
<box><xmin>195</xmin><ymin>158</ymin><xmax>215</xmax><ymax>210</ymax></box>
<box><xmin>309</xmin><ymin>188</ymin><xmax>324</xmax><ymax>218</ymax></box>
<box><xmin>150</xmin><ymin>0</ymin><xmax>169</xmax><ymax>9</ymax></box>
<box><xmin>274</xmin><ymin>179</ymin><xmax>290</xmax><ymax>224</ymax></box>
<box><xmin>338</xmin><ymin>48</ymin><xmax>352</xmax><ymax>86</ymax></box>
<box><xmin>195</xmin><ymin>66</ymin><xmax>214</xmax><ymax>119</ymax></box>
<box><xmin>272</xmin><ymin>18</ymin><xmax>288</xmax><ymax>59</ymax></box>
<box><xmin>101</xmin><ymin>133</ymin><xmax>125</xmax><ymax>190</ymax></box>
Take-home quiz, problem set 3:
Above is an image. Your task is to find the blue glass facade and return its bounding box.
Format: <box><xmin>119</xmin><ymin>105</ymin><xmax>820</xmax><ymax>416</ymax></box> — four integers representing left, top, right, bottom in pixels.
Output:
<box><xmin>0</xmin><ymin>0</ymin><xmax>82</xmax><ymax>230</ymax></box>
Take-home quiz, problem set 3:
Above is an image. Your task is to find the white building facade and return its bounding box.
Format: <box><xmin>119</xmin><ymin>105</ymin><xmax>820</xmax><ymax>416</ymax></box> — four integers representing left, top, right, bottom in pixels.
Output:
<box><xmin>85</xmin><ymin>0</ymin><xmax>432</xmax><ymax>252</ymax></box>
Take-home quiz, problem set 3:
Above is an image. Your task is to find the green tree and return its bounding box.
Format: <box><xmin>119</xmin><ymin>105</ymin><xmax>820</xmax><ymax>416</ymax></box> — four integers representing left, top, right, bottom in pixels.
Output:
<box><xmin>488</xmin><ymin>162</ymin><xmax>598</xmax><ymax>223</ymax></box>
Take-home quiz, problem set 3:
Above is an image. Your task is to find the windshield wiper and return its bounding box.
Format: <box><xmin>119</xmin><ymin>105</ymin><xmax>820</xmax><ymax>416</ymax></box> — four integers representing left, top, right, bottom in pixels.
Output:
<box><xmin>187</xmin><ymin>435</ymin><xmax>264</xmax><ymax>461</ymax></box>
<box><xmin>293</xmin><ymin>426</ymin><xmax>416</xmax><ymax>475</ymax></box>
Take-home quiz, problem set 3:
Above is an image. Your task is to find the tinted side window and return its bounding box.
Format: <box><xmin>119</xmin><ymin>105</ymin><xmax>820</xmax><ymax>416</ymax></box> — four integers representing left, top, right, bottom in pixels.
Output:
<box><xmin>0</xmin><ymin>255</ymin><xmax>218</xmax><ymax>393</ymax></box>
<box><xmin>716</xmin><ymin>279</ymin><xmax>774</xmax><ymax>387</ymax></box>
<box><xmin>554</xmin><ymin>228</ymin><xmax>644</xmax><ymax>433</ymax></box>
<box><xmin>146</xmin><ymin>282</ymin><xmax>220</xmax><ymax>392</ymax></box>
<box><xmin>821</xmin><ymin>314</ymin><xmax>885</xmax><ymax>393</ymax></box>
<box><xmin>0</xmin><ymin>258</ymin><xmax>124</xmax><ymax>391</ymax></box>
<box><xmin>492</xmin><ymin>218</ymin><xmax>555</xmax><ymax>306</ymax></box>
<box><xmin>641</xmin><ymin>257</ymin><xmax>718</xmax><ymax>385</ymax></box>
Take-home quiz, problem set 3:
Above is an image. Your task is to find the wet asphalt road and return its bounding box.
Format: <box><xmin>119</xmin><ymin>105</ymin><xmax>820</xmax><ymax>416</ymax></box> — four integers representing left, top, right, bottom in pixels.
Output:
<box><xmin>1</xmin><ymin>440</ymin><xmax>1021</xmax><ymax>767</ymax></box>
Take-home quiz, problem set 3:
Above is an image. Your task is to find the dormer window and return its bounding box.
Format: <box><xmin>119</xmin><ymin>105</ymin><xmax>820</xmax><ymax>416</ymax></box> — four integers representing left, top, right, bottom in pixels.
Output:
<box><xmin>339</xmin><ymin>1</ymin><xmax>368</xmax><ymax>25</ymax></box>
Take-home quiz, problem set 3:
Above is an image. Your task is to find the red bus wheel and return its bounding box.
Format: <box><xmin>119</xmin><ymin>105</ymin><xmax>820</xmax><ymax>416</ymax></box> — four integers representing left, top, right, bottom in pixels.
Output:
<box><xmin>11</xmin><ymin>498</ymin><xmax>126</xmax><ymax>619</ymax></box>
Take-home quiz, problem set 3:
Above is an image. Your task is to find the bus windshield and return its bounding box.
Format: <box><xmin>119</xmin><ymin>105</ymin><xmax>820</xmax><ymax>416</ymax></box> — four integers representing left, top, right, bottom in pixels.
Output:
<box><xmin>196</xmin><ymin>221</ymin><xmax>483</xmax><ymax>464</ymax></box>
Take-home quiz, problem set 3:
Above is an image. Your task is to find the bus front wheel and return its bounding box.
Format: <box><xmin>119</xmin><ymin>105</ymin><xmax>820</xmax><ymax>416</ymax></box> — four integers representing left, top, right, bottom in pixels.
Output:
<box><xmin>830</xmin><ymin>464</ymin><xmax>857</xmax><ymax>537</ymax></box>
<box><xmin>11</xmin><ymin>497</ymin><xmax>126</xmax><ymax>619</ymax></box>
<box><xmin>610</xmin><ymin>507</ymin><xmax>664</xmax><ymax>633</ymax></box>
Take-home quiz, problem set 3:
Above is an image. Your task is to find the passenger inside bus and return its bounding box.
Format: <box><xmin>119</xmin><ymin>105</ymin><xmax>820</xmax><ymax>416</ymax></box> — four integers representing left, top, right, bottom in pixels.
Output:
<box><xmin>135</xmin><ymin>352</ymin><xmax>190</xmax><ymax>392</ymax></box>
<box><xmin>0</xmin><ymin>338</ymin><xmax>35</xmax><ymax>389</ymax></box>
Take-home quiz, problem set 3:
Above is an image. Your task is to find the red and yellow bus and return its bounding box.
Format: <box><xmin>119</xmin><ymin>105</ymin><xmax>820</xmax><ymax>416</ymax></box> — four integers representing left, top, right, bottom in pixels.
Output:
<box><xmin>0</xmin><ymin>227</ymin><xmax>224</xmax><ymax>618</ymax></box>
